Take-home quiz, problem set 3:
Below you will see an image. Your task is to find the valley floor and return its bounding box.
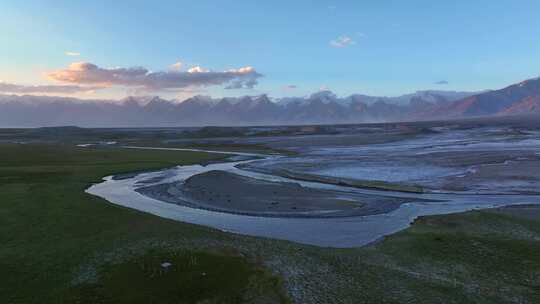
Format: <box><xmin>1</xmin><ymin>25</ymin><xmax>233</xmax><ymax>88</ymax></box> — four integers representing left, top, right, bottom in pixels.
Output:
<box><xmin>1</xmin><ymin>143</ymin><xmax>540</xmax><ymax>303</ymax></box>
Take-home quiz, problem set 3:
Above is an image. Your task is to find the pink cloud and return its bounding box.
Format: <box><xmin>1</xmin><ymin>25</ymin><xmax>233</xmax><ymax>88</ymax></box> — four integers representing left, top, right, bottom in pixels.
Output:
<box><xmin>48</xmin><ymin>62</ymin><xmax>263</xmax><ymax>91</ymax></box>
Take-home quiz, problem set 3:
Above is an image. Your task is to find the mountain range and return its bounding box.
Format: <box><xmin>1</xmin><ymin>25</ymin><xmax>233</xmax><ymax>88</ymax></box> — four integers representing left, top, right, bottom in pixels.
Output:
<box><xmin>1</xmin><ymin>77</ymin><xmax>540</xmax><ymax>127</ymax></box>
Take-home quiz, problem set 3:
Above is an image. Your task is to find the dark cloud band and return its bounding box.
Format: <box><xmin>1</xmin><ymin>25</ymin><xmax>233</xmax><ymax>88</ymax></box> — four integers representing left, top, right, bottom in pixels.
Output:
<box><xmin>0</xmin><ymin>82</ymin><xmax>101</xmax><ymax>94</ymax></box>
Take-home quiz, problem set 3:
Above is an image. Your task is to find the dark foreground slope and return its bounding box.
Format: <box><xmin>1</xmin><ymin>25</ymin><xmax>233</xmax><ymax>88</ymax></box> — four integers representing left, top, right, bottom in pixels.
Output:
<box><xmin>1</xmin><ymin>144</ymin><xmax>540</xmax><ymax>303</ymax></box>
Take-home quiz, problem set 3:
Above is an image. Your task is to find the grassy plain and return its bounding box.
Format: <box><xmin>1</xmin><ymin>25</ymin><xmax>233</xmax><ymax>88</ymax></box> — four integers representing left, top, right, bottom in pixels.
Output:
<box><xmin>0</xmin><ymin>144</ymin><xmax>287</xmax><ymax>303</ymax></box>
<box><xmin>1</xmin><ymin>142</ymin><xmax>539</xmax><ymax>303</ymax></box>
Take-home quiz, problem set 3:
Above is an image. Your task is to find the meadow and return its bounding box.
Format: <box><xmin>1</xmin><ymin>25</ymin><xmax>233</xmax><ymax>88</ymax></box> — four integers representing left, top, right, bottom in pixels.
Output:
<box><xmin>1</xmin><ymin>142</ymin><xmax>539</xmax><ymax>303</ymax></box>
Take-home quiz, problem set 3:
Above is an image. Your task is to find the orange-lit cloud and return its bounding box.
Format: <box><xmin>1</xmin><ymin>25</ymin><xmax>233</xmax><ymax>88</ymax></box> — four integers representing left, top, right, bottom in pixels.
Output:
<box><xmin>48</xmin><ymin>62</ymin><xmax>263</xmax><ymax>91</ymax></box>
<box><xmin>170</xmin><ymin>62</ymin><xmax>183</xmax><ymax>70</ymax></box>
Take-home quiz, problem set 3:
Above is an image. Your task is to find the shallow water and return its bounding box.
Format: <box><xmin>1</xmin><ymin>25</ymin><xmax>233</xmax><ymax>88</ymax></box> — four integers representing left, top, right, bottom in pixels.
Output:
<box><xmin>248</xmin><ymin>128</ymin><xmax>540</xmax><ymax>192</ymax></box>
<box><xmin>86</xmin><ymin>145</ymin><xmax>540</xmax><ymax>248</ymax></box>
<box><xmin>314</xmin><ymin>164</ymin><xmax>459</xmax><ymax>183</ymax></box>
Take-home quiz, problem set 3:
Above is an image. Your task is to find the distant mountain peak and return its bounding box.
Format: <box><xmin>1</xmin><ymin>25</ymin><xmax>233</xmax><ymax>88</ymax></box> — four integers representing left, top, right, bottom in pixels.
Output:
<box><xmin>425</xmin><ymin>76</ymin><xmax>540</xmax><ymax>118</ymax></box>
<box><xmin>2</xmin><ymin>77</ymin><xmax>540</xmax><ymax>127</ymax></box>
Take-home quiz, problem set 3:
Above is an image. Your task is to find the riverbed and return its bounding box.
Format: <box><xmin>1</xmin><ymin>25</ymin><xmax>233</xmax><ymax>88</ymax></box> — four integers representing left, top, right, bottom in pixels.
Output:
<box><xmin>86</xmin><ymin>141</ymin><xmax>540</xmax><ymax>247</ymax></box>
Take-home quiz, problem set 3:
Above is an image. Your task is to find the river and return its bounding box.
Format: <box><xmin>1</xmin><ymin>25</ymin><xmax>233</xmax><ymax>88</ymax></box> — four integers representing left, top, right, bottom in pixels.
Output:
<box><xmin>86</xmin><ymin>146</ymin><xmax>540</xmax><ymax>248</ymax></box>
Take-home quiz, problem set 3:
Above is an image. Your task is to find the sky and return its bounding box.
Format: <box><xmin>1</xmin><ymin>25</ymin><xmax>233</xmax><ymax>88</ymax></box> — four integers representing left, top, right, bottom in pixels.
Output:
<box><xmin>1</xmin><ymin>0</ymin><xmax>540</xmax><ymax>100</ymax></box>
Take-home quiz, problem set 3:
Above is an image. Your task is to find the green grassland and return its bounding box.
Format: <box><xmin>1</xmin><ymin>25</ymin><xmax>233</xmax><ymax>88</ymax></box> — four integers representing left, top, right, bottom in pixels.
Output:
<box><xmin>1</xmin><ymin>143</ymin><xmax>540</xmax><ymax>303</ymax></box>
<box><xmin>0</xmin><ymin>144</ymin><xmax>286</xmax><ymax>303</ymax></box>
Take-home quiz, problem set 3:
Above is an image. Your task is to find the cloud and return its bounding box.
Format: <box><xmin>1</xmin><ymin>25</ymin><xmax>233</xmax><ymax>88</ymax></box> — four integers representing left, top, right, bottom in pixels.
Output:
<box><xmin>171</xmin><ymin>62</ymin><xmax>183</xmax><ymax>70</ymax></box>
<box><xmin>0</xmin><ymin>82</ymin><xmax>102</xmax><ymax>94</ymax></box>
<box><xmin>187</xmin><ymin>66</ymin><xmax>209</xmax><ymax>73</ymax></box>
<box><xmin>434</xmin><ymin>80</ymin><xmax>449</xmax><ymax>85</ymax></box>
<box><xmin>65</xmin><ymin>52</ymin><xmax>81</xmax><ymax>56</ymax></box>
<box><xmin>330</xmin><ymin>36</ymin><xmax>356</xmax><ymax>48</ymax></box>
<box><xmin>48</xmin><ymin>62</ymin><xmax>263</xmax><ymax>91</ymax></box>
<box><xmin>283</xmin><ymin>84</ymin><xmax>298</xmax><ymax>90</ymax></box>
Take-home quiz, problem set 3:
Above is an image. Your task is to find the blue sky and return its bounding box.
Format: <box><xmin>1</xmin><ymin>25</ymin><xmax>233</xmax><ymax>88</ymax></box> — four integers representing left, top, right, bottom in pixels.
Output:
<box><xmin>1</xmin><ymin>0</ymin><xmax>540</xmax><ymax>100</ymax></box>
